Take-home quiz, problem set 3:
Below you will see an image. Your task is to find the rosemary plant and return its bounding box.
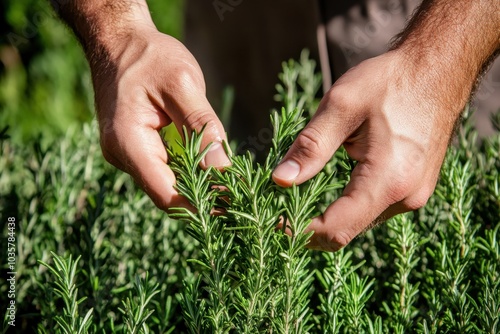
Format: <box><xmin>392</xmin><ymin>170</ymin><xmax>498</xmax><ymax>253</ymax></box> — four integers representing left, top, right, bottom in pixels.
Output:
<box><xmin>168</xmin><ymin>127</ymin><xmax>236</xmax><ymax>333</ymax></box>
<box><xmin>1</xmin><ymin>50</ymin><xmax>499</xmax><ymax>334</ymax></box>
<box><xmin>383</xmin><ymin>214</ymin><xmax>423</xmax><ymax>333</ymax></box>
<box><xmin>119</xmin><ymin>273</ymin><xmax>160</xmax><ymax>334</ymax></box>
<box><xmin>168</xmin><ymin>110</ymin><xmax>337</xmax><ymax>332</ymax></box>
<box><xmin>38</xmin><ymin>253</ymin><xmax>93</xmax><ymax>334</ymax></box>
<box><xmin>166</xmin><ymin>51</ymin><xmax>340</xmax><ymax>333</ymax></box>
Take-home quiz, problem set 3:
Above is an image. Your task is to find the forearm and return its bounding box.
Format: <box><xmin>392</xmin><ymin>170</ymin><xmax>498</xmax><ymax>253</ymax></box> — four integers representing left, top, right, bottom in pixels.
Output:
<box><xmin>392</xmin><ymin>0</ymin><xmax>500</xmax><ymax>115</ymax></box>
<box><xmin>49</xmin><ymin>0</ymin><xmax>155</xmax><ymax>64</ymax></box>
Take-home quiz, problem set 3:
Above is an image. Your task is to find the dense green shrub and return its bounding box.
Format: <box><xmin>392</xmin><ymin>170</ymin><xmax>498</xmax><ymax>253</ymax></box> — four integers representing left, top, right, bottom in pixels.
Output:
<box><xmin>1</xmin><ymin>54</ymin><xmax>499</xmax><ymax>333</ymax></box>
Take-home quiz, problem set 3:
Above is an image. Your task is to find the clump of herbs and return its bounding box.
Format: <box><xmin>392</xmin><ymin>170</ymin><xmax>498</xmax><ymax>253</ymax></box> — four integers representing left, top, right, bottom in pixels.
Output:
<box><xmin>168</xmin><ymin>51</ymin><xmax>338</xmax><ymax>333</ymax></box>
<box><xmin>1</xmin><ymin>50</ymin><xmax>499</xmax><ymax>333</ymax></box>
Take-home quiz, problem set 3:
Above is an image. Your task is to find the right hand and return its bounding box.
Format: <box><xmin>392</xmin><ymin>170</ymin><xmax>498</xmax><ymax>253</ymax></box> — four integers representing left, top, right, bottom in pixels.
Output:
<box><xmin>92</xmin><ymin>27</ymin><xmax>230</xmax><ymax>210</ymax></box>
<box><xmin>273</xmin><ymin>51</ymin><xmax>463</xmax><ymax>251</ymax></box>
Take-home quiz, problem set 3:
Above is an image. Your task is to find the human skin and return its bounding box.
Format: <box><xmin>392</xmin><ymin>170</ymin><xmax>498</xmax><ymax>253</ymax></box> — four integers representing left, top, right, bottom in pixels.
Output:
<box><xmin>272</xmin><ymin>0</ymin><xmax>500</xmax><ymax>250</ymax></box>
<box><xmin>52</xmin><ymin>0</ymin><xmax>499</xmax><ymax>251</ymax></box>
<box><xmin>50</xmin><ymin>0</ymin><xmax>232</xmax><ymax>210</ymax></box>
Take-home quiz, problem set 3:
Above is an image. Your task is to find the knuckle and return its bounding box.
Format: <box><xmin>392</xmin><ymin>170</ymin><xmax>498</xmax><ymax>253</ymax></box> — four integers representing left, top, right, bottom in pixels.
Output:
<box><xmin>328</xmin><ymin>230</ymin><xmax>354</xmax><ymax>250</ymax></box>
<box><xmin>98</xmin><ymin>126</ymin><xmax>125</xmax><ymax>170</ymax></box>
<box><xmin>326</xmin><ymin>84</ymin><xmax>353</xmax><ymax>109</ymax></box>
<box><xmin>387</xmin><ymin>173</ymin><xmax>435</xmax><ymax>211</ymax></box>
<box><xmin>387</xmin><ymin>177</ymin><xmax>411</xmax><ymax>203</ymax></box>
<box><xmin>131</xmin><ymin>176</ymin><xmax>168</xmax><ymax>210</ymax></box>
<box><xmin>183</xmin><ymin>109</ymin><xmax>219</xmax><ymax>135</ymax></box>
<box><xmin>168</xmin><ymin>63</ymin><xmax>205</xmax><ymax>92</ymax></box>
<box><xmin>293</xmin><ymin>127</ymin><xmax>327</xmax><ymax>161</ymax></box>
<box><xmin>99</xmin><ymin>127</ymin><xmax>118</xmax><ymax>149</ymax></box>
<box><xmin>100</xmin><ymin>148</ymin><xmax>115</xmax><ymax>165</ymax></box>
<box><xmin>99</xmin><ymin>133</ymin><xmax>117</xmax><ymax>163</ymax></box>
<box><xmin>404</xmin><ymin>187</ymin><xmax>434</xmax><ymax>211</ymax></box>
<box><xmin>151</xmin><ymin>196</ymin><xmax>170</xmax><ymax>211</ymax></box>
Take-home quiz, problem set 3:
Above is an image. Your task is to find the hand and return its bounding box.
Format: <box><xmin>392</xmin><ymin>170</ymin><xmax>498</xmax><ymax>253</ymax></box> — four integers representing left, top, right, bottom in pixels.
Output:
<box><xmin>272</xmin><ymin>50</ymin><xmax>462</xmax><ymax>251</ymax></box>
<box><xmin>92</xmin><ymin>27</ymin><xmax>230</xmax><ymax>210</ymax></box>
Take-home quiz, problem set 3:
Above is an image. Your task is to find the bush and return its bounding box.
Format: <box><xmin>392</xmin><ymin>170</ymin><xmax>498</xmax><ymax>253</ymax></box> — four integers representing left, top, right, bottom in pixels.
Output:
<box><xmin>1</xmin><ymin>53</ymin><xmax>499</xmax><ymax>333</ymax></box>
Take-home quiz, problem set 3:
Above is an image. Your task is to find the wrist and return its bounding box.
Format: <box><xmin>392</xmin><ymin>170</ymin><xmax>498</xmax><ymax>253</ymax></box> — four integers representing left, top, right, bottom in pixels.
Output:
<box><xmin>59</xmin><ymin>0</ymin><xmax>157</xmax><ymax>66</ymax></box>
<box><xmin>391</xmin><ymin>46</ymin><xmax>469</xmax><ymax>119</ymax></box>
<box><xmin>372</xmin><ymin>49</ymin><xmax>464</xmax><ymax>142</ymax></box>
<box><xmin>390</xmin><ymin>0</ymin><xmax>500</xmax><ymax>121</ymax></box>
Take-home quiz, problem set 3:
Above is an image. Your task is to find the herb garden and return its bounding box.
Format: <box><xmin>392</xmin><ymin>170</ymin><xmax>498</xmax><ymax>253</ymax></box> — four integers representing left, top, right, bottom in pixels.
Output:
<box><xmin>1</xmin><ymin>51</ymin><xmax>499</xmax><ymax>333</ymax></box>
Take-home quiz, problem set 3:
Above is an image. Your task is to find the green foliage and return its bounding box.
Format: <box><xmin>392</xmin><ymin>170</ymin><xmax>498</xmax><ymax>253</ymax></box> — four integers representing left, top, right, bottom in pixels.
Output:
<box><xmin>0</xmin><ymin>0</ymin><xmax>184</xmax><ymax>144</ymax></box>
<box><xmin>167</xmin><ymin>97</ymin><xmax>337</xmax><ymax>333</ymax></box>
<box><xmin>38</xmin><ymin>253</ymin><xmax>94</xmax><ymax>334</ymax></box>
<box><xmin>0</xmin><ymin>123</ymin><xmax>193</xmax><ymax>333</ymax></box>
<box><xmin>119</xmin><ymin>274</ymin><xmax>161</xmax><ymax>334</ymax></box>
<box><xmin>1</xmin><ymin>52</ymin><xmax>499</xmax><ymax>333</ymax></box>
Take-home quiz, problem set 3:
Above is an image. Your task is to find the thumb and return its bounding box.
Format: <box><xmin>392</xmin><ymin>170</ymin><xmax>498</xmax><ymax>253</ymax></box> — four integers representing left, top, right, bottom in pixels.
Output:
<box><xmin>272</xmin><ymin>100</ymin><xmax>362</xmax><ymax>187</ymax></box>
<box><xmin>161</xmin><ymin>71</ymin><xmax>230</xmax><ymax>169</ymax></box>
<box><xmin>174</xmin><ymin>100</ymin><xmax>231</xmax><ymax>170</ymax></box>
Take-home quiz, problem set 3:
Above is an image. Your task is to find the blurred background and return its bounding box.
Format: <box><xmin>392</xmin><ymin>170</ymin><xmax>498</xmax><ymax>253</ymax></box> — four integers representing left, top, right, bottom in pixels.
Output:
<box><xmin>2</xmin><ymin>0</ymin><xmax>499</xmax><ymax>146</ymax></box>
<box><xmin>0</xmin><ymin>0</ymin><xmax>184</xmax><ymax>145</ymax></box>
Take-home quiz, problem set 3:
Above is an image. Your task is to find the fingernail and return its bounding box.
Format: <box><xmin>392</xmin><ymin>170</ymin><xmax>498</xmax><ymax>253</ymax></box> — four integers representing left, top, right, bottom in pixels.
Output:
<box><xmin>203</xmin><ymin>142</ymin><xmax>231</xmax><ymax>168</ymax></box>
<box><xmin>273</xmin><ymin>160</ymin><xmax>300</xmax><ymax>181</ymax></box>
